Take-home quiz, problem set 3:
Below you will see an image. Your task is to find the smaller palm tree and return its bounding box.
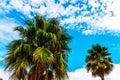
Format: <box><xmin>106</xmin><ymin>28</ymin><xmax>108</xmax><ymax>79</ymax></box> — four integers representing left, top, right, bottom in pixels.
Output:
<box><xmin>85</xmin><ymin>44</ymin><xmax>113</xmax><ymax>80</ymax></box>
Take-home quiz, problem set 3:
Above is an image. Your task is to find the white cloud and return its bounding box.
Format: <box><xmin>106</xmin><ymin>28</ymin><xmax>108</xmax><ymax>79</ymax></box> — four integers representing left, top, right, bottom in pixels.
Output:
<box><xmin>82</xmin><ymin>30</ymin><xmax>93</xmax><ymax>35</ymax></box>
<box><xmin>0</xmin><ymin>18</ymin><xmax>19</xmax><ymax>43</ymax></box>
<box><xmin>0</xmin><ymin>18</ymin><xmax>20</xmax><ymax>58</ymax></box>
<box><xmin>10</xmin><ymin>0</ymin><xmax>23</xmax><ymax>10</ymax></box>
<box><xmin>0</xmin><ymin>68</ymin><xmax>10</xmax><ymax>80</ymax></box>
<box><xmin>68</xmin><ymin>64</ymin><xmax>120</xmax><ymax>80</ymax></box>
<box><xmin>68</xmin><ymin>68</ymin><xmax>100</xmax><ymax>80</ymax></box>
<box><xmin>23</xmin><ymin>4</ymin><xmax>31</xmax><ymax>15</ymax></box>
<box><xmin>1</xmin><ymin>0</ymin><xmax>120</xmax><ymax>35</ymax></box>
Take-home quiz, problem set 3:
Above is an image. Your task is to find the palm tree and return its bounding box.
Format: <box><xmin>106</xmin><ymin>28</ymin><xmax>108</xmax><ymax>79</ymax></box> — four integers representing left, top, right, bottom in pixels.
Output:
<box><xmin>85</xmin><ymin>44</ymin><xmax>113</xmax><ymax>80</ymax></box>
<box><xmin>4</xmin><ymin>15</ymin><xmax>72</xmax><ymax>80</ymax></box>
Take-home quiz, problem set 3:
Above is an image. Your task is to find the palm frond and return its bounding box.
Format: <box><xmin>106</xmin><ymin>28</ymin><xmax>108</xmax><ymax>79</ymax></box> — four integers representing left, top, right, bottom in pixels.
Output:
<box><xmin>33</xmin><ymin>47</ymin><xmax>54</xmax><ymax>64</ymax></box>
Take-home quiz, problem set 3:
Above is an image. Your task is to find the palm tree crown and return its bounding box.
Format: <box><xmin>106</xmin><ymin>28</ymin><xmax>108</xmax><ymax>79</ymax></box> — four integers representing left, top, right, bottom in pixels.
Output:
<box><xmin>85</xmin><ymin>44</ymin><xmax>113</xmax><ymax>80</ymax></box>
<box><xmin>4</xmin><ymin>15</ymin><xmax>72</xmax><ymax>80</ymax></box>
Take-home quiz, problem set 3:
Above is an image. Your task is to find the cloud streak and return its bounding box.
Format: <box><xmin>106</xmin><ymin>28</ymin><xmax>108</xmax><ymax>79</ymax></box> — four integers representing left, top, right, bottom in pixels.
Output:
<box><xmin>0</xmin><ymin>18</ymin><xmax>19</xmax><ymax>60</ymax></box>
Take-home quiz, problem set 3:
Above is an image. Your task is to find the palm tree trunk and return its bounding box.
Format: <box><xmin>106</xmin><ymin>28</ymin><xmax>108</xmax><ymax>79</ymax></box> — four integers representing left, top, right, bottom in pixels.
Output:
<box><xmin>28</xmin><ymin>62</ymin><xmax>44</xmax><ymax>80</ymax></box>
<box><xmin>101</xmin><ymin>76</ymin><xmax>104</xmax><ymax>80</ymax></box>
<box><xmin>45</xmin><ymin>70</ymin><xmax>49</xmax><ymax>80</ymax></box>
<box><xmin>36</xmin><ymin>62</ymin><xmax>44</xmax><ymax>80</ymax></box>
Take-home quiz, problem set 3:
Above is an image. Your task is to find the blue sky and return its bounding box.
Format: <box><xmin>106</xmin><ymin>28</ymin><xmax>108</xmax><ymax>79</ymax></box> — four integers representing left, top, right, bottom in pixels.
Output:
<box><xmin>0</xmin><ymin>0</ymin><xmax>120</xmax><ymax>80</ymax></box>
<box><xmin>68</xmin><ymin>30</ymin><xmax>120</xmax><ymax>71</ymax></box>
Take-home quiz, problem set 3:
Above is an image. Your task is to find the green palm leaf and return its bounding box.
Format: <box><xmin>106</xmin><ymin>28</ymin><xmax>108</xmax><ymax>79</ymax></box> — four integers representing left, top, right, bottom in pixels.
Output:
<box><xmin>33</xmin><ymin>47</ymin><xmax>53</xmax><ymax>64</ymax></box>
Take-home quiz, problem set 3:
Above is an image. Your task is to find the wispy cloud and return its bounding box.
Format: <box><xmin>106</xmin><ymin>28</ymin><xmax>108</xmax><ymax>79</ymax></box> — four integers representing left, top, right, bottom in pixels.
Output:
<box><xmin>0</xmin><ymin>18</ymin><xmax>19</xmax><ymax>59</ymax></box>
<box><xmin>0</xmin><ymin>18</ymin><xmax>19</xmax><ymax>43</ymax></box>
<box><xmin>1</xmin><ymin>0</ymin><xmax>120</xmax><ymax>35</ymax></box>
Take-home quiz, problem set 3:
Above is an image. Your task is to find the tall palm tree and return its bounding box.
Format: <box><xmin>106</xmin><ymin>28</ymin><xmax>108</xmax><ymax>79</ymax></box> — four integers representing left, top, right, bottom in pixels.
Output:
<box><xmin>4</xmin><ymin>15</ymin><xmax>72</xmax><ymax>80</ymax></box>
<box><xmin>85</xmin><ymin>44</ymin><xmax>113</xmax><ymax>80</ymax></box>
